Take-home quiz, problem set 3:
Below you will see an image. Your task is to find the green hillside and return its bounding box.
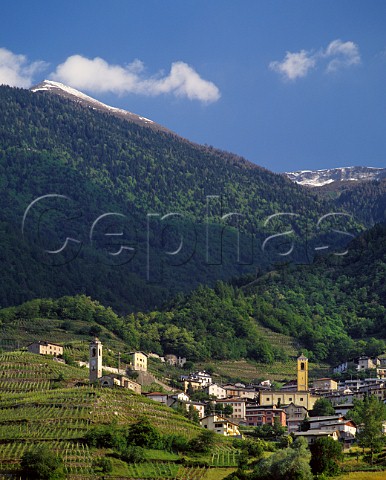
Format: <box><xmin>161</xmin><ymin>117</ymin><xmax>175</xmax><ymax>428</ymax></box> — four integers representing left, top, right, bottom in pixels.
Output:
<box><xmin>0</xmin><ymin>85</ymin><xmax>359</xmax><ymax>313</ymax></box>
<box><xmin>0</xmin><ymin>290</ymin><xmax>301</xmax><ymax>365</ymax></box>
<box><xmin>316</xmin><ymin>178</ymin><xmax>386</xmax><ymax>226</ymax></box>
<box><xmin>2</xmin><ymin>221</ymin><xmax>386</xmax><ymax>369</ymax></box>
<box><xmin>0</xmin><ymin>352</ymin><xmax>207</xmax><ymax>478</ymax></box>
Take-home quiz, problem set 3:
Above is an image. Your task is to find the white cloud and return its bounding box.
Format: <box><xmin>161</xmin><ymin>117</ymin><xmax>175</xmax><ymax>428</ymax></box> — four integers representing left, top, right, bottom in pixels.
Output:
<box><xmin>50</xmin><ymin>54</ymin><xmax>220</xmax><ymax>103</ymax></box>
<box><xmin>323</xmin><ymin>39</ymin><xmax>361</xmax><ymax>72</ymax></box>
<box><xmin>270</xmin><ymin>39</ymin><xmax>361</xmax><ymax>81</ymax></box>
<box><xmin>0</xmin><ymin>47</ymin><xmax>47</xmax><ymax>88</ymax></box>
<box><xmin>269</xmin><ymin>50</ymin><xmax>316</xmax><ymax>81</ymax></box>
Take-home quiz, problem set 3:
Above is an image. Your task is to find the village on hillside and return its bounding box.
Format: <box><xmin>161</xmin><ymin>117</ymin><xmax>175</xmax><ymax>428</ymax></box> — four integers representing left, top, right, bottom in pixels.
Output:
<box><xmin>25</xmin><ymin>337</ymin><xmax>386</xmax><ymax>449</ymax></box>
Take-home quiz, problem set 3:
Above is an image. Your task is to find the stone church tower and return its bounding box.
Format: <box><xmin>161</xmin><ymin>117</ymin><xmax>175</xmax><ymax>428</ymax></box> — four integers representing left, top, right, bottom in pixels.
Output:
<box><xmin>297</xmin><ymin>353</ymin><xmax>308</xmax><ymax>391</ymax></box>
<box><xmin>89</xmin><ymin>337</ymin><xmax>103</xmax><ymax>383</ymax></box>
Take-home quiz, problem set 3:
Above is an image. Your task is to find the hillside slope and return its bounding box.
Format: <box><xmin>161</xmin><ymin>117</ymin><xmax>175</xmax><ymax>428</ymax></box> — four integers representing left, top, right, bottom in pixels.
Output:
<box><xmin>0</xmin><ymin>351</ymin><xmax>201</xmax><ymax>477</ymax></box>
<box><xmin>0</xmin><ymin>84</ymin><xmax>352</xmax><ymax>312</ymax></box>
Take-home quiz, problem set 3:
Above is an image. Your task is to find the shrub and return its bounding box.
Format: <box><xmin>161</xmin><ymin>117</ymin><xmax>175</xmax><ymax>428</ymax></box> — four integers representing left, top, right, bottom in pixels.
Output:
<box><xmin>21</xmin><ymin>445</ymin><xmax>64</xmax><ymax>479</ymax></box>
<box><xmin>85</xmin><ymin>423</ymin><xmax>126</xmax><ymax>450</ymax></box>
<box><xmin>120</xmin><ymin>445</ymin><xmax>146</xmax><ymax>463</ymax></box>
<box><xmin>163</xmin><ymin>433</ymin><xmax>190</xmax><ymax>452</ymax></box>
<box><xmin>92</xmin><ymin>456</ymin><xmax>113</xmax><ymax>473</ymax></box>
<box><xmin>188</xmin><ymin>429</ymin><xmax>215</xmax><ymax>453</ymax></box>
<box><xmin>127</xmin><ymin>417</ymin><xmax>161</xmax><ymax>448</ymax></box>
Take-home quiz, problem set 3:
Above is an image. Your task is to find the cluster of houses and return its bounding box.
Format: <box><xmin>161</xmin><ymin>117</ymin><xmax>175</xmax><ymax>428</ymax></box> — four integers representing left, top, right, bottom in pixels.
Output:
<box><xmin>27</xmin><ymin>339</ymin><xmax>386</xmax><ymax>445</ymax></box>
<box><xmin>149</xmin><ymin>355</ymin><xmax>363</xmax><ymax>445</ymax></box>
<box><xmin>334</xmin><ymin>354</ymin><xmax>386</xmax><ymax>377</ymax></box>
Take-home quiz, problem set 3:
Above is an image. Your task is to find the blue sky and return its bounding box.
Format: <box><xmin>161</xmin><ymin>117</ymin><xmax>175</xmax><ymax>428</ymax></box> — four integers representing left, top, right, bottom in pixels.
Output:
<box><xmin>1</xmin><ymin>0</ymin><xmax>386</xmax><ymax>172</ymax></box>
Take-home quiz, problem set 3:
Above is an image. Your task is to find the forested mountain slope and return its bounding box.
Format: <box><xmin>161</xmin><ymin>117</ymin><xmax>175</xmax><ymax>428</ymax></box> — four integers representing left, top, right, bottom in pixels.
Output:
<box><xmin>1</xmin><ymin>224</ymin><xmax>385</xmax><ymax>366</ymax></box>
<box><xmin>0</xmin><ymin>85</ymin><xmax>354</xmax><ymax>311</ymax></box>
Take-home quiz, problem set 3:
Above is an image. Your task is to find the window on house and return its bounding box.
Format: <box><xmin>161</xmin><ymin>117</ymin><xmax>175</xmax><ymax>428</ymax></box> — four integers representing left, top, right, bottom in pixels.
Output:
<box><xmin>301</xmin><ymin>362</ymin><xmax>305</xmax><ymax>370</ymax></box>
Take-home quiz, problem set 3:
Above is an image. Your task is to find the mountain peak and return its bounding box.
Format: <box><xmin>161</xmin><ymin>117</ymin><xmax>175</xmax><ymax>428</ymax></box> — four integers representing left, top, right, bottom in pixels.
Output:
<box><xmin>30</xmin><ymin>80</ymin><xmax>172</xmax><ymax>134</ymax></box>
<box><xmin>285</xmin><ymin>166</ymin><xmax>386</xmax><ymax>187</ymax></box>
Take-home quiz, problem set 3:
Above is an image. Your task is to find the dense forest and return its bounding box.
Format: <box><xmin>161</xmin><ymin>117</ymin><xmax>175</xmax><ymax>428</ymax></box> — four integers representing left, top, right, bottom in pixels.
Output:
<box><xmin>0</xmin><ymin>85</ymin><xmax>360</xmax><ymax>312</ymax></box>
<box><xmin>1</xmin><ymin>223</ymin><xmax>385</xmax><ymax>365</ymax></box>
<box><xmin>315</xmin><ymin>179</ymin><xmax>386</xmax><ymax>226</ymax></box>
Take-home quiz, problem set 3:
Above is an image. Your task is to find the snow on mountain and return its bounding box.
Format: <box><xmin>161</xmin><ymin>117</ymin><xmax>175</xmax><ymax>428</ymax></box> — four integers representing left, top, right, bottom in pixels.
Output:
<box><xmin>30</xmin><ymin>80</ymin><xmax>172</xmax><ymax>134</ymax></box>
<box><xmin>285</xmin><ymin>166</ymin><xmax>386</xmax><ymax>187</ymax></box>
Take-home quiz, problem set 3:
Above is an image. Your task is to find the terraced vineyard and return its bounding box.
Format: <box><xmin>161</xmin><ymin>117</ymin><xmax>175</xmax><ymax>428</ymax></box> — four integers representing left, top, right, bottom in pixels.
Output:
<box><xmin>0</xmin><ymin>352</ymin><xmax>205</xmax><ymax>478</ymax></box>
<box><xmin>0</xmin><ymin>316</ymin><xmax>127</xmax><ymax>358</ymax></box>
<box><xmin>0</xmin><ymin>351</ymin><xmax>88</xmax><ymax>392</ymax></box>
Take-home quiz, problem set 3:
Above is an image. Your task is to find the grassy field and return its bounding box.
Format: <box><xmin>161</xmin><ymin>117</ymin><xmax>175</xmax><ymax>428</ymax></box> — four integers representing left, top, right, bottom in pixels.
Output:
<box><xmin>337</xmin><ymin>473</ymin><xmax>386</xmax><ymax>480</ymax></box>
<box><xmin>204</xmin><ymin>467</ymin><xmax>237</xmax><ymax>479</ymax></box>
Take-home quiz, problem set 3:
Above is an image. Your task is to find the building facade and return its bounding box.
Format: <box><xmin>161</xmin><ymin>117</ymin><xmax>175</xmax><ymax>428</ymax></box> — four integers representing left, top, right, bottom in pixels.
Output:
<box><xmin>283</xmin><ymin>403</ymin><xmax>308</xmax><ymax>433</ymax></box>
<box><xmin>245</xmin><ymin>405</ymin><xmax>286</xmax><ymax>427</ymax></box>
<box><xmin>200</xmin><ymin>414</ymin><xmax>241</xmax><ymax>436</ymax></box>
<box><xmin>28</xmin><ymin>341</ymin><xmax>63</xmax><ymax>356</ymax></box>
<box><xmin>99</xmin><ymin>374</ymin><xmax>141</xmax><ymax>394</ymax></box>
<box><xmin>130</xmin><ymin>351</ymin><xmax>148</xmax><ymax>372</ymax></box>
<box><xmin>89</xmin><ymin>337</ymin><xmax>103</xmax><ymax>383</ymax></box>
<box><xmin>297</xmin><ymin>354</ymin><xmax>308</xmax><ymax>391</ymax></box>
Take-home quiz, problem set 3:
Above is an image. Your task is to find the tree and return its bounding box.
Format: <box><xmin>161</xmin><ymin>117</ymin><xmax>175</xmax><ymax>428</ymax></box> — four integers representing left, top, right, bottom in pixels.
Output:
<box><xmin>85</xmin><ymin>423</ymin><xmax>126</xmax><ymax>449</ymax></box>
<box><xmin>127</xmin><ymin>417</ymin><xmax>161</xmax><ymax>448</ymax></box>
<box><xmin>271</xmin><ymin>417</ymin><xmax>286</xmax><ymax>439</ymax></box>
<box><xmin>300</xmin><ymin>416</ymin><xmax>310</xmax><ymax>432</ymax></box>
<box><xmin>309</xmin><ymin>398</ymin><xmax>335</xmax><ymax>417</ymax></box>
<box><xmin>187</xmin><ymin>382</ymin><xmax>194</xmax><ymax>396</ymax></box>
<box><xmin>224</xmin><ymin>405</ymin><xmax>234</xmax><ymax>416</ymax></box>
<box><xmin>188</xmin><ymin>429</ymin><xmax>216</xmax><ymax>453</ymax></box>
<box><xmin>252</xmin><ymin>437</ymin><xmax>312</xmax><ymax>480</ymax></box>
<box><xmin>92</xmin><ymin>456</ymin><xmax>113</xmax><ymax>473</ymax></box>
<box><xmin>186</xmin><ymin>405</ymin><xmax>200</xmax><ymax>424</ymax></box>
<box><xmin>351</xmin><ymin>395</ymin><xmax>386</xmax><ymax>464</ymax></box>
<box><xmin>120</xmin><ymin>445</ymin><xmax>145</xmax><ymax>463</ymax></box>
<box><xmin>310</xmin><ymin>437</ymin><xmax>343</xmax><ymax>475</ymax></box>
<box><xmin>21</xmin><ymin>445</ymin><xmax>64</xmax><ymax>479</ymax></box>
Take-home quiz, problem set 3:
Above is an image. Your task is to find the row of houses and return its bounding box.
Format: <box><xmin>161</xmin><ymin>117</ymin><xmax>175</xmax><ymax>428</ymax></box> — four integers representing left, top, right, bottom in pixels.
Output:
<box><xmin>294</xmin><ymin>415</ymin><xmax>357</xmax><ymax>447</ymax></box>
<box><xmin>28</xmin><ymin>341</ymin><xmax>188</xmax><ymax>371</ymax></box>
<box><xmin>334</xmin><ymin>354</ymin><xmax>386</xmax><ymax>375</ymax></box>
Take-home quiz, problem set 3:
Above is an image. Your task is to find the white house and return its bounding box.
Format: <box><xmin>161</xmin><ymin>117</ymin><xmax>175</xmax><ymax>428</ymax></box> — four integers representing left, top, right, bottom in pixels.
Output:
<box><xmin>294</xmin><ymin>429</ymin><xmax>339</xmax><ymax>445</ymax></box>
<box><xmin>144</xmin><ymin>392</ymin><xmax>168</xmax><ymax>404</ymax></box>
<box><xmin>357</xmin><ymin>356</ymin><xmax>380</xmax><ymax>371</ymax></box>
<box><xmin>307</xmin><ymin>415</ymin><xmax>345</xmax><ymax>429</ymax></box>
<box><xmin>205</xmin><ymin>383</ymin><xmax>227</xmax><ymax>399</ymax></box>
<box><xmin>165</xmin><ymin>354</ymin><xmax>187</xmax><ymax>368</ymax></box>
<box><xmin>223</xmin><ymin>384</ymin><xmax>258</xmax><ymax>400</ymax></box>
<box><xmin>200</xmin><ymin>414</ymin><xmax>241</xmax><ymax>436</ymax></box>
<box><xmin>28</xmin><ymin>341</ymin><xmax>63</xmax><ymax>356</ymax></box>
<box><xmin>333</xmin><ymin>362</ymin><xmax>348</xmax><ymax>374</ymax></box>
<box><xmin>316</xmin><ymin>420</ymin><xmax>356</xmax><ymax>442</ymax></box>
<box><xmin>130</xmin><ymin>351</ymin><xmax>148</xmax><ymax>372</ymax></box>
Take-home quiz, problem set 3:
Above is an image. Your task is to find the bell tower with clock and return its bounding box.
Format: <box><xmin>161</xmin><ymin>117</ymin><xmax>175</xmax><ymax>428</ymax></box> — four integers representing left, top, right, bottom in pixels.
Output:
<box><xmin>89</xmin><ymin>337</ymin><xmax>102</xmax><ymax>383</ymax></box>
